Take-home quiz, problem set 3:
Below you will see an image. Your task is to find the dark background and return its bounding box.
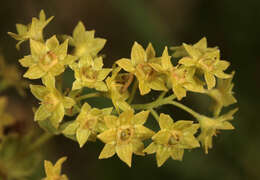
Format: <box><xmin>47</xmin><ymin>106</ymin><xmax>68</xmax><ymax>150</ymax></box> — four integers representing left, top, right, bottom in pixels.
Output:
<box><xmin>0</xmin><ymin>0</ymin><xmax>259</xmax><ymax>180</ymax></box>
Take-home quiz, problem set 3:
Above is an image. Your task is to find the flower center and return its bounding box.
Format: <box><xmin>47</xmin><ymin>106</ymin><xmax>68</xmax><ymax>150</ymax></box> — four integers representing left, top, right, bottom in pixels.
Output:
<box><xmin>43</xmin><ymin>93</ymin><xmax>60</xmax><ymax>111</ymax></box>
<box><xmin>80</xmin><ymin>67</ymin><xmax>98</xmax><ymax>83</ymax></box>
<box><xmin>39</xmin><ymin>51</ymin><xmax>58</xmax><ymax>71</ymax></box>
<box><xmin>84</xmin><ymin>117</ymin><xmax>97</xmax><ymax>130</ymax></box>
<box><xmin>119</xmin><ymin>128</ymin><xmax>132</xmax><ymax>142</ymax></box>
<box><xmin>168</xmin><ymin>131</ymin><xmax>181</xmax><ymax>146</ymax></box>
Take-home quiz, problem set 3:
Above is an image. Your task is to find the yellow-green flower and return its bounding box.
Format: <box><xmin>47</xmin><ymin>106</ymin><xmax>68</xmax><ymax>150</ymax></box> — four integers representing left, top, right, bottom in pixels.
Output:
<box><xmin>30</xmin><ymin>77</ymin><xmax>75</xmax><ymax>128</ymax></box>
<box><xmin>150</xmin><ymin>47</ymin><xmax>204</xmax><ymax>100</ymax></box>
<box><xmin>43</xmin><ymin>157</ymin><xmax>68</xmax><ymax>180</ymax></box>
<box><xmin>207</xmin><ymin>72</ymin><xmax>237</xmax><ymax>116</ymax></box>
<box><xmin>173</xmin><ymin>37</ymin><xmax>232</xmax><ymax>89</ymax></box>
<box><xmin>105</xmin><ymin>67</ymin><xmax>131</xmax><ymax>112</ymax></box>
<box><xmin>63</xmin><ymin>103</ymin><xmax>112</xmax><ymax>147</ymax></box>
<box><xmin>0</xmin><ymin>54</ymin><xmax>28</xmax><ymax>96</ymax></box>
<box><xmin>8</xmin><ymin>10</ymin><xmax>54</xmax><ymax>50</ymax></box>
<box><xmin>116</xmin><ymin>42</ymin><xmax>167</xmax><ymax>95</ymax></box>
<box><xmin>144</xmin><ymin>113</ymin><xmax>200</xmax><ymax>167</ymax></box>
<box><xmin>198</xmin><ymin>108</ymin><xmax>238</xmax><ymax>154</ymax></box>
<box><xmin>64</xmin><ymin>21</ymin><xmax>106</xmax><ymax>58</ymax></box>
<box><xmin>97</xmin><ymin>110</ymin><xmax>154</xmax><ymax>167</ymax></box>
<box><xmin>20</xmin><ymin>35</ymin><xmax>77</xmax><ymax>80</ymax></box>
<box><xmin>0</xmin><ymin>97</ymin><xmax>15</xmax><ymax>142</ymax></box>
<box><xmin>70</xmin><ymin>55</ymin><xmax>111</xmax><ymax>91</ymax></box>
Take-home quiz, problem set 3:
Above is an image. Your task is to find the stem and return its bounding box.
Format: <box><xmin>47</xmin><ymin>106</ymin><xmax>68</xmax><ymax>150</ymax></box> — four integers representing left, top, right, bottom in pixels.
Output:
<box><xmin>168</xmin><ymin>101</ymin><xmax>201</xmax><ymax>119</ymax></box>
<box><xmin>127</xmin><ymin>78</ymin><xmax>138</xmax><ymax>104</ymax></box>
<box><xmin>25</xmin><ymin>132</ymin><xmax>53</xmax><ymax>155</ymax></box>
<box><xmin>149</xmin><ymin>108</ymin><xmax>159</xmax><ymax>121</ymax></box>
<box><xmin>76</xmin><ymin>92</ymin><xmax>101</xmax><ymax>101</ymax></box>
<box><xmin>132</xmin><ymin>94</ymin><xmax>176</xmax><ymax>110</ymax></box>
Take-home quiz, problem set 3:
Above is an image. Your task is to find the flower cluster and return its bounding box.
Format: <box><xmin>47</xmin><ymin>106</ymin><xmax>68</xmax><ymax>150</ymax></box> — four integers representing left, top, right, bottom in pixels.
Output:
<box><xmin>8</xmin><ymin>10</ymin><xmax>238</xmax><ymax>168</ymax></box>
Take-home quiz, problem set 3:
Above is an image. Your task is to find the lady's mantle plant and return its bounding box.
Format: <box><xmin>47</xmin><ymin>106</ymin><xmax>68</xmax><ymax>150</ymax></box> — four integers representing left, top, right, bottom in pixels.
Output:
<box><xmin>8</xmin><ymin>10</ymin><xmax>238</xmax><ymax>170</ymax></box>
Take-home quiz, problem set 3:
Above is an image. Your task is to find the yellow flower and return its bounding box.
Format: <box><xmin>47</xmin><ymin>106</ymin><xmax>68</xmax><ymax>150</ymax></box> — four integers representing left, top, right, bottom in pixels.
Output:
<box><xmin>105</xmin><ymin>67</ymin><xmax>132</xmax><ymax>112</ymax></box>
<box><xmin>43</xmin><ymin>157</ymin><xmax>68</xmax><ymax>180</ymax></box>
<box><xmin>97</xmin><ymin>110</ymin><xmax>154</xmax><ymax>167</ymax></box>
<box><xmin>70</xmin><ymin>55</ymin><xmax>111</xmax><ymax>91</ymax></box>
<box><xmin>0</xmin><ymin>97</ymin><xmax>15</xmax><ymax>142</ymax></box>
<box><xmin>198</xmin><ymin>108</ymin><xmax>238</xmax><ymax>154</ymax></box>
<box><xmin>144</xmin><ymin>113</ymin><xmax>200</xmax><ymax>167</ymax></box>
<box><xmin>0</xmin><ymin>54</ymin><xmax>28</xmax><ymax>96</ymax></box>
<box><xmin>64</xmin><ymin>21</ymin><xmax>106</xmax><ymax>58</ymax></box>
<box><xmin>8</xmin><ymin>10</ymin><xmax>54</xmax><ymax>50</ymax></box>
<box><xmin>173</xmin><ymin>37</ymin><xmax>232</xmax><ymax>89</ymax></box>
<box><xmin>207</xmin><ymin>72</ymin><xmax>237</xmax><ymax>116</ymax></box>
<box><xmin>30</xmin><ymin>76</ymin><xmax>75</xmax><ymax>128</ymax></box>
<box><xmin>62</xmin><ymin>103</ymin><xmax>112</xmax><ymax>148</ymax></box>
<box><xmin>150</xmin><ymin>47</ymin><xmax>204</xmax><ymax>100</ymax></box>
<box><xmin>20</xmin><ymin>35</ymin><xmax>77</xmax><ymax>80</ymax></box>
<box><xmin>116</xmin><ymin>42</ymin><xmax>167</xmax><ymax>95</ymax></box>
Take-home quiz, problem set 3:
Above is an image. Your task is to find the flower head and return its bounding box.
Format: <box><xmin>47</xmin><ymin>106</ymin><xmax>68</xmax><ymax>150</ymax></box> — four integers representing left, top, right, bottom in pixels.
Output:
<box><xmin>116</xmin><ymin>42</ymin><xmax>167</xmax><ymax>95</ymax></box>
<box><xmin>150</xmin><ymin>47</ymin><xmax>204</xmax><ymax>100</ymax></box>
<box><xmin>198</xmin><ymin>108</ymin><xmax>238</xmax><ymax>154</ymax></box>
<box><xmin>30</xmin><ymin>77</ymin><xmax>75</xmax><ymax>128</ymax></box>
<box><xmin>97</xmin><ymin>110</ymin><xmax>154</xmax><ymax>167</ymax></box>
<box><xmin>105</xmin><ymin>67</ymin><xmax>132</xmax><ymax>112</ymax></box>
<box><xmin>144</xmin><ymin>113</ymin><xmax>200</xmax><ymax>167</ymax></box>
<box><xmin>172</xmin><ymin>37</ymin><xmax>232</xmax><ymax>89</ymax></box>
<box><xmin>8</xmin><ymin>10</ymin><xmax>54</xmax><ymax>50</ymax></box>
<box><xmin>20</xmin><ymin>35</ymin><xmax>77</xmax><ymax>80</ymax></box>
<box><xmin>43</xmin><ymin>157</ymin><xmax>68</xmax><ymax>180</ymax></box>
<box><xmin>65</xmin><ymin>21</ymin><xmax>106</xmax><ymax>58</ymax></box>
<box><xmin>0</xmin><ymin>54</ymin><xmax>28</xmax><ymax>96</ymax></box>
<box><xmin>62</xmin><ymin>103</ymin><xmax>112</xmax><ymax>147</ymax></box>
<box><xmin>70</xmin><ymin>55</ymin><xmax>111</xmax><ymax>91</ymax></box>
<box><xmin>207</xmin><ymin>72</ymin><xmax>237</xmax><ymax>116</ymax></box>
<box><xmin>0</xmin><ymin>97</ymin><xmax>15</xmax><ymax>142</ymax></box>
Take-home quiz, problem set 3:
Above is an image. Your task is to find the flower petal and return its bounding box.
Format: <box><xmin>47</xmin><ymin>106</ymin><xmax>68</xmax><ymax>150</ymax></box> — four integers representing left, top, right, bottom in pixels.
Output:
<box><xmin>116</xmin><ymin>143</ymin><xmax>133</xmax><ymax>167</ymax></box>
<box><xmin>99</xmin><ymin>143</ymin><xmax>116</xmax><ymax>159</ymax></box>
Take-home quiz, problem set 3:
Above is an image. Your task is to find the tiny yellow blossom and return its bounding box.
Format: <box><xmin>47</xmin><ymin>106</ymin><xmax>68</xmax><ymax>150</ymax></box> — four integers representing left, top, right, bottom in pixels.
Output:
<box><xmin>0</xmin><ymin>54</ymin><xmax>28</xmax><ymax>96</ymax></box>
<box><xmin>0</xmin><ymin>97</ymin><xmax>15</xmax><ymax>142</ymax></box>
<box><xmin>30</xmin><ymin>76</ymin><xmax>75</xmax><ymax>128</ymax></box>
<box><xmin>144</xmin><ymin>113</ymin><xmax>200</xmax><ymax>167</ymax></box>
<box><xmin>172</xmin><ymin>37</ymin><xmax>231</xmax><ymax>89</ymax></box>
<box><xmin>198</xmin><ymin>108</ymin><xmax>238</xmax><ymax>154</ymax></box>
<box><xmin>63</xmin><ymin>103</ymin><xmax>112</xmax><ymax>147</ymax></box>
<box><xmin>150</xmin><ymin>47</ymin><xmax>204</xmax><ymax>100</ymax></box>
<box><xmin>207</xmin><ymin>72</ymin><xmax>237</xmax><ymax>116</ymax></box>
<box><xmin>105</xmin><ymin>67</ymin><xmax>132</xmax><ymax>112</ymax></box>
<box><xmin>64</xmin><ymin>21</ymin><xmax>106</xmax><ymax>58</ymax></box>
<box><xmin>20</xmin><ymin>35</ymin><xmax>77</xmax><ymax>80</ymax></box>
<box><xmin>97</xmin><ymin>110</ymin><xmax>154</xmax><ymax>167</ymax></box>
<box><xmin>43</xmin><ymin>157</ymin><xmax>68</xmax><ymax>180</ymax></box>
<box><xmin>8</xmin><ymin>10</ymin><xmax>54</xmax><ymax>50</ymax></box>
<box><xmin>70</xmin><ymin>55</ymin><xmax>111</xmax><ymax>91</ymax></box>
<box><xmin>116</xmin><ymin>42</ymin><xmax>167</xmax><ymax>95</ymax></box>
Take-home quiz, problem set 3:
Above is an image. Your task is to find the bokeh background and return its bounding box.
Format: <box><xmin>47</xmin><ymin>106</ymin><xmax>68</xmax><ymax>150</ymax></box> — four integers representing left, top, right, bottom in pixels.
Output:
<box><xmin>0</xmin><ymin>0</ymin><xmax>259</xmax><ymax>180</ymax></box>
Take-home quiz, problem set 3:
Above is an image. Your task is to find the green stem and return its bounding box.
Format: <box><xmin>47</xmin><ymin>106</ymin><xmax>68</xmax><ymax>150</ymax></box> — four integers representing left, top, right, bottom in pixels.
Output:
<box><xmin>76</xmin><ymin>92</ymin><xmax>102</xmax><ymax>101</ymax></box>
<box><xmin>168</xmin><ymin>101</ymin><xmax>201</xmax><ymax>119</ymax></box>
<box><xmin>25</xmin><ymin>132</ymin><xmax>53</xmax><ymax>155</ymax></box>
<box><xmin>127</xmin><ymin>79</ymin><xmax>138</xmax><ymax>104</ymax></box>
<box><xmin>149</xmin><ymin>108</ymin><xmax>159</xmax><ymax>121</ymax></box>
<box><xmin>132</xmin><ymin>94</ymin><xmax>176</xmax><ymax>110</ymax></box>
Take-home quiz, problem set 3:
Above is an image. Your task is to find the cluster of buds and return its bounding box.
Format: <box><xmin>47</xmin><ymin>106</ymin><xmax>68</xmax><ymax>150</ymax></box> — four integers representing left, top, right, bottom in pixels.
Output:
<box><xmin>8</xmin><ymin>10</ymin><xmax>238</xmax><ymax>168</ymax></box>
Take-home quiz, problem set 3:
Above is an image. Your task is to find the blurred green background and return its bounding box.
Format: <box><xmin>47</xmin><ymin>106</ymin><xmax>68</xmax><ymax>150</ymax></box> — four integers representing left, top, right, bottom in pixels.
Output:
<box><xmin>0</xmin><ymin>0</ymin><xmax>259</xmax><ymax>179</ymax></box>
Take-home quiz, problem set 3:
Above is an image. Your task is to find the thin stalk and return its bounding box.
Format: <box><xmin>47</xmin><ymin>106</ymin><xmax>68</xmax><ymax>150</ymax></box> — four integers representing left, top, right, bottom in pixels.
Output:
<box><xmin>25</xmin><ymin>132</ymin><xmax>53</xmax><ymax>155</ymax></box>
<box><xmin>132</xmin><ymin>94</ymin><xmax>176</xmax><ymax>110</ymax></box>
<box><xmin>76</xmin><ymin>92</ymin><xmax>101</xmax><ymax>101</ymax></box>
<box><xmin>127</xmin><ymin>79</ymin><xmax>138</xmax><ymax>104</ymax></box>
<box><xmin>149</xmin><ymin>108</ymin><xmax>159</xmax><ymax>121</ymax></box>
<box><xmin>168</xmin><ymin>101</ymin><xmax>201</xmax><ymax>119</ymax></box>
